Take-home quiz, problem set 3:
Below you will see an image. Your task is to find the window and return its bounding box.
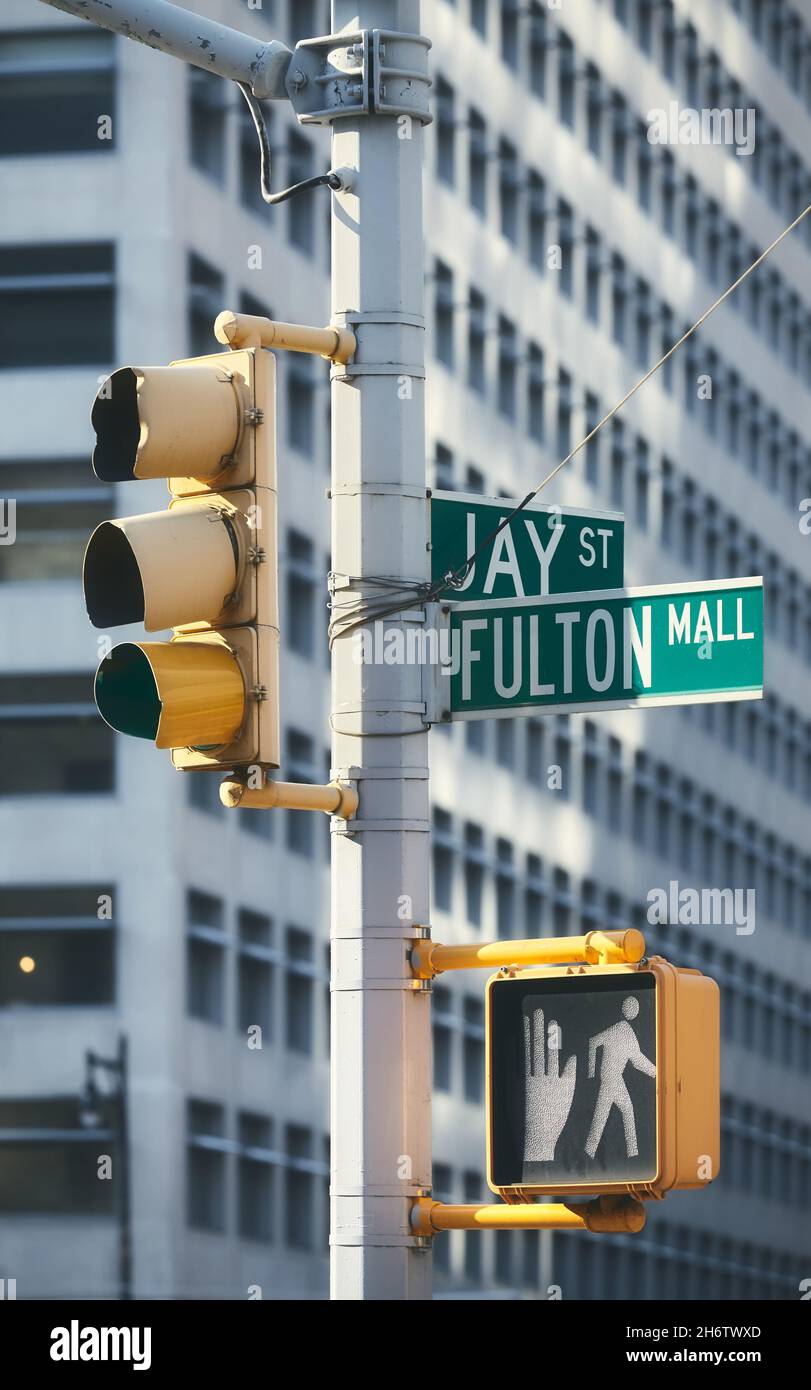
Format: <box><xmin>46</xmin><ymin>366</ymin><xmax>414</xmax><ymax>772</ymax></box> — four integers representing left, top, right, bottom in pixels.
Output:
<box><xmin>187</xmin><ymin>770</ymin><xmax>226</xmax><ymax>818</ymax></box>
<box><xmin>285</xmin><ymin>730</ymin><xmax>317</xmax><ymax>855</ymax></box>
<box><xmin>526</xmin><ymin>853</ymin><xmax>545</xmax><ymax>935</ymax></box>
<box><xmin>462</xmin><ymin>997</ymin><xmax>485</xmax><ymax>1102</ymax></box>
<box><xmin>238</xmin><ymin>1112</ymin><xmax>274</xmax><ymax>1243</ymax></box>
<box><xmin>498</xmin><ymin>139</ymin><xmax>519</xmax><ymax>244</ymax></box>
<box><xmin>433</xmin><ymin>985</ymin><xmax>453</xmax><ymax>1091</ymax></box>
<box><xmin>187</xmin><ymin>1100</ymin><xmax>227</xmax><ymax>1232</ymax></box>
<box><xmin>558</xmin><ymin>35</ymin><xmax>575</xmax><ymax>128</ymax></box>
<box><xmin>527</xmin><ymin>343</ymin><xmax>544</xmax><ymax>442</ymax></box>
<box><xmin>0</xmin><ymin>242</ymin><xmax>114</xmax><ymax>368</ymax></box>
<box><xmin>558</xmin><ymin>198</ymin><xmax>574</xmax><ymax>297</ymax></box>
<box><xmin>557</xmin><ymin>368</ymin><xmax>572</xmax><ymax>458</ymax></box>
<box><xmin>0</xmin><ymin>29</ymin><xmax>116</xmax><ymax>156</ymax></box>
<box><xmin>435</xmin><ymin>76</ymin><xmax>455</xmax><ymax>185</ymax></box>
<box><xmin>188</xmin><ymin>252</ymin><xmax>223</xmax><ymax>357</ymax></box>
<box><xmin>501</xmin><ymin>1</ymin><xmax>519</xmax><ymax>67</ymax></box>
<box><xmin>286</xmin><ymin>529</ymin><xmax>318</xmax><ymax>657</ymax></box>
<box><xmin>187</xmin><ymin>890</ymin><xmax>226</xmax><ymax>1025</ymax></box>
<box><xmin>434</xmin><ymin>259</ymin><xmax>455</xmax><ymax>368</ymax></box>
<box><xmin>0</xmin><ymin>459</ymin><xmax>111</xmax><ymax>583</ymax></box>
<box><xmin>189</xmin><ymin>67</ymin><xmax>227</xmax><ymax>183</ymax></box>
<box><xmin>0</xmin><ymin>884</ymin><xmax>115</xmax><ymax>1007</ymax></box>
<box><xmin>287</xmin><ymin>356</ymin><xmax>316</xmax><ymax>457</ymax></box>
<box><xmin>585</xmin><ymin>228</ymin><xmax>601</xmax><ymax>324</ymax></box>
<box><xmin>497</xmin><ymin>316</ymin><xmax>518</xmax><ymax>419</ymax></box>
<box><xmin>471</xmin><ymin>0</ymin><xmax>487</xmax><ymax>37</ymax></box>
<box><xmin>287</xmin><ymin>132</ymin><xmax>315</xmax><ymax>254</ymax></box>
<box><xmin>285</xmin><ymin>927</ymin><xmax>314</xmax><ymax>1054</ymax></box>
<box><xmin>238</xmin><ymin>909</ymin><xmax>273</xmax><ymax>1039</ymax></box>
<box><xmin>467</xmin><ymin>288</ymin><xmax>487</xmax><ymax>394</ymax></box>
<box><xmin>468</xmin><ymin>107</ymin><xmax>487</xmax><ymax>215</ymax></box>
<box><xmin>433</xmin><ymin>807</ymin><xmax>454</xmax><ymax>912</ymax></box>
<box><xmin>529</xmin><ymin>4</ymin><xmax>547</xmax><ymax>97</ymax></box>
<box><xmin>0</xmin><ymin>1098</ymin><xmax>115</xmax><ymax>1214</ymax></box>
<box><xmin>527</xmin><ymin>170</ymin><xmax>546</xmax><ymax>271</ymax></box>
<box><xmin>0</xmin><ymin>673</ymin><xmax>113</xmax><ymax>795</ymax></box>
<box><xmin>285</xmin><ymin>1125</ymin><xmax>316</xmax><ymax>1249</ymax></box>
<box><xmin>496</xmin><ymin>839</ymin><xmax>515</xmax><ymax>937</ymax></box>
<box><xmin>464</xmin><ymin>823</ymin><xmax>485</xmax><ymax>929</ymax></box>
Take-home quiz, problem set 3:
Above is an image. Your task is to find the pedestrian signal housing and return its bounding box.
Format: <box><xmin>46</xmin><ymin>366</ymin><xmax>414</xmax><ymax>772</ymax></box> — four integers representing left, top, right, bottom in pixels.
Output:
<box><xmin>486</xmin><ymin>957</ymin><xmax>719</xmax><ymax>1199</ymax></box>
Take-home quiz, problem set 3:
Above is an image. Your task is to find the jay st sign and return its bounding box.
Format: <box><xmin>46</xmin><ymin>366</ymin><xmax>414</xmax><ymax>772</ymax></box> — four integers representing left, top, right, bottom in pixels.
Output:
<box><xmin>447</xmin><ymin>577</ymin><xmax>764</xmax><ymax>718</ymax></box>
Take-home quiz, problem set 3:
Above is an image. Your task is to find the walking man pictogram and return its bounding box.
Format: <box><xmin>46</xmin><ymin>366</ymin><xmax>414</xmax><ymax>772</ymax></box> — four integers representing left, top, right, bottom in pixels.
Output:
<box><xmin>585</xmin><ymin>996</ymin><xmax>656</xmax><ymax>1159</ymax></box>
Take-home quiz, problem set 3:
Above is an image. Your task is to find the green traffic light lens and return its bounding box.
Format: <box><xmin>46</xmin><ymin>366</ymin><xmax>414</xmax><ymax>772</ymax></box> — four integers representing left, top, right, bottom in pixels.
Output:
<box><xmin>95</xmin><ymin>644</ymin><xmax>160</xmax><ymax>741</ymax></box>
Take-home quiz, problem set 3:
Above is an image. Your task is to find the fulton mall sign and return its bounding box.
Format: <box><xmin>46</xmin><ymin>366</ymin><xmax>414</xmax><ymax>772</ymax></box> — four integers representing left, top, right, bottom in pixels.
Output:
<box><xmin>430</xmin><ymin>491</ymin><xmax>624</xmax><ymax>599</ymax></box>
<box><xmin>446</xmin><ymin>577</ymin><xmax>764</xmax><ymax>719</ymax></box>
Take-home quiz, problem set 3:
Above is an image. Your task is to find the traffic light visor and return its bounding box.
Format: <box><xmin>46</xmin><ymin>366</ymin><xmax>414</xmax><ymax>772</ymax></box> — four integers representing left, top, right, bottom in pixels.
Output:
<box><xmin>95</xmin><ymin>640</ymin><xmax>246</xmax><ymax>749</ymax></box>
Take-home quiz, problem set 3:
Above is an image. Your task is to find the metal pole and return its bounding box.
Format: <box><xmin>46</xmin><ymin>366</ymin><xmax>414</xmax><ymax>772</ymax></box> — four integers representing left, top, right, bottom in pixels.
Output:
<box><xmin>329</xmin><ymin>1</ymin><xmax>432</xmax><ymax>1300</ymax></box>
<box><xmin>35</xmin><ymin>0</ymin><xmax>292</xmax><ymax>98</ymax></box>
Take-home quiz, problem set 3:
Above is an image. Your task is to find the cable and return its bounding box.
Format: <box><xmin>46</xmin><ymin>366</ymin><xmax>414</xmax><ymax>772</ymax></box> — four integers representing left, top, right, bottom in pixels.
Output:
<box><xmin>428</xmin><ymin>197</ymin><xmax>811</xmax><ymax>600</ymax></box>
<box><xmin>237</xmin><ymin>82</ymin><xmax>341</xmax><ymax>205</ymax></box>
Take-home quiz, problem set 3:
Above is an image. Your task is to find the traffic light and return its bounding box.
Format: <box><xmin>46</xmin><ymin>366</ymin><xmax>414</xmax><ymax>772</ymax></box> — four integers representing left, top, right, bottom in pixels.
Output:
<box><xmin>486</xmin><ymin>957</ymin><xmax>719</xmax><ymax>1199</ymax></box>
<box><xmin>83</xmin><ymin>346</ymin><xmax>279</xmax><ymax>772</ymax></box>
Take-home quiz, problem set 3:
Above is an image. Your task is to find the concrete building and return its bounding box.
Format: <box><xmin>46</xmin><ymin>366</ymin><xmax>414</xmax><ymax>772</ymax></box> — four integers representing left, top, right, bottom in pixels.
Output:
<box><xmin>0</xmin><ymin>0</ymin><xmax>809</xmax><ymax>1300</ymax></box>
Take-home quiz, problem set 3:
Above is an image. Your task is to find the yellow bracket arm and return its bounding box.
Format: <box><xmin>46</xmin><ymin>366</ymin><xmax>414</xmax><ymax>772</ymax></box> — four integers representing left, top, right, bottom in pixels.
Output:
<box><xmin>411</xmin><ymin>928</ymin><xmax>645</xmax><ymax>979</ymax></box>
<box><xmin>220</xmin><ymin>777</ymin><xmax>358</xmax><ymax>818</ymax></box>
<box><xmin>411</xmin><ymin>1195</ymin><xmax>646</xmax><ymax>1236</ymax></box>
<box><xmin>214</xmin><ymin>309</ymin><xmax>356</xmax><ymax>365</ymax></box>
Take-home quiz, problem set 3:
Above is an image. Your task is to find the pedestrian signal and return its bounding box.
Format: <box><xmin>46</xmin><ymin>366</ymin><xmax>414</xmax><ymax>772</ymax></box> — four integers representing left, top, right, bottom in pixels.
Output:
<box><xmin>486</xmin><ymin>957</ymin><xmax>719</xmax><ymax>1199</ymax></box>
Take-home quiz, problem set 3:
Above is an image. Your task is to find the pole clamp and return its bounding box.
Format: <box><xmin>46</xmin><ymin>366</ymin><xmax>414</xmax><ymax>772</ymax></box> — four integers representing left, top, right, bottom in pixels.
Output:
<box><xmin>287</xmin><ymin>30</ymin><xmax>432</xmax><ymax>126</ymax></box>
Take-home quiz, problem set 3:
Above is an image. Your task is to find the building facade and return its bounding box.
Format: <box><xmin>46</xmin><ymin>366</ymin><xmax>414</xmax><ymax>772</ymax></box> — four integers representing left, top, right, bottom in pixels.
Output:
<box><xmin>0</xmin><ymin>0</ymin><xmax>809</xmax><ymax>1299</ymax></box>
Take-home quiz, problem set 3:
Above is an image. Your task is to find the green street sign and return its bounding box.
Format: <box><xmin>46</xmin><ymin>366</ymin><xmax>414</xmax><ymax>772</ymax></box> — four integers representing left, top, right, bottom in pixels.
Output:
<box><xmin>447</xmin><ymin>577</ymin><xmax>763</xmax><ymax>719</ymax></box>
<box><xmin>430</xmin><ymin>490</ymin><xmax>624</xmax><ymax>600</ymax></box>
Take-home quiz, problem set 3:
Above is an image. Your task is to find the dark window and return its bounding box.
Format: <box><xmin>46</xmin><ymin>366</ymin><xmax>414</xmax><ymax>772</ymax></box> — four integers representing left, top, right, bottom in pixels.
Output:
<box><xmin>436</xmin><ymin>76</ymin><xmax>455</xmax><ymax>185</ymax></box>
<box><xmin>0</xmin><ymin>459</ymin><xmax>111</xmax><ymax>583</ymax></box>
<box><xmin>238</xmin><ymin>909</ymin><xmax>273</xmax><ymax>1039</ymax></box>
<box><xmin>287</xmin><ymin>132</ymin><xmax>316</xmax><ymax>255</ymax></box>
<box><xmin>468</xmin><ymin>107</ymin><xmax>487</xmax><ymax>215</ymax></box>
<box><xmin>188</xmin><ymin>251</ymin><xmax>223</xmax><ymax>357</ymax></box>
<box><xmin>467</xmin><ymin>288</ymin><xmax>487</xmax><ymax>394</ymax></box>
<box><xmin>498</xmin><ymin>316</ymin><xmax>518</xmax><ymax>419</ymax></box>
<box><xmin>0</xmin><ymin>30</ymin><xmax>116</xmax><ymax>157</ymax></box>
<box><xmin>189</xmin><ymin>67</ymin><xmax>227</xmax><ymax>183</ymax></box>
<box><xmin>0</xmin><ymin>673</ymin><xmax>113</xmax><ymax>795</ymax></box>
<box><xmin>238</xmin><ymin>1112</ymin><xmax>274</xmax><ymax>1243</ymax></box>
<box><xmin>0</xmin><ymin>884</ymin><xmax>115</xmax><ymax>1007</ymax></box>
<box><xmin>0</xmin><ymin>1097</ymin><xmax>116</xmax><ymax>1214</ymax></box>
<box><xmin>435</xmin><ymin>260</ymin><xmax>454</xmax><ymax>368</ymax></box>
<box><xmin>285</xmin><ymin>927</ymin><xmax>314</xmax><ymax>1054</ymax></box>
<box><xmin>187</xmin><ymin>1100</ymin><xmax>227</xmax><ymax>1232</ymax></box>
<box><xmin>0</xmin><ymin>243</ymin><xmax>114</xmax><ymax>368</ymax></box>
<box><xmin>286</xmin><ymin>529</ymin><xmax>317</xmax><ymax>657</ymax></box>
<box><xmin>187</xmin><ymin>890</ymin><xmax>226</xmax><ymax>1025</ymax></box>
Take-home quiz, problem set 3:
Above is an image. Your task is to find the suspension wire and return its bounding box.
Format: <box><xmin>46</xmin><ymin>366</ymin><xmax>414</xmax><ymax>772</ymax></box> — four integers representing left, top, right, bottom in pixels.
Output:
<box><xmin>327</xmin><ymin>199</ymin><xmax>811</xmax><ymax>647</ymax></box>
<box><xmin>427</xmin><ymin>197</ymin><xmax>811</xmax><ymax>601</ymax></box>
<box><xmin>237</xmin><ymin>82</ymin><xmax>341</xmax><ymax>204</ymax></box>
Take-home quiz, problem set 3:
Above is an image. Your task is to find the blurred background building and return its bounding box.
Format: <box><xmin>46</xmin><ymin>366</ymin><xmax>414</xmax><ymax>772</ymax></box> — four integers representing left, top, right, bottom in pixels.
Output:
<box><xmin>0</xmin><ymin>0</ymin><xmax>809</xmax><ymax>1299</ymax></box>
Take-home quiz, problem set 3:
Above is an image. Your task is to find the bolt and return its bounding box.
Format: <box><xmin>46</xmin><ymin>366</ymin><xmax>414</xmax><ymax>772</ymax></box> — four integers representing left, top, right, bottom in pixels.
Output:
<box><xmin>291</xmin><ymin>68</ymin><xmax>307</xmax><ymax>90</ymax></box>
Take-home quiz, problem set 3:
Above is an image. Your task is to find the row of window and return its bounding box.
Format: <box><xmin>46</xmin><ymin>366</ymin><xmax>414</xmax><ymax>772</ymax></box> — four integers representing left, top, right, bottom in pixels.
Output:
<box><xmin>459</xmin><ymin>0</ymin><xmax>811</xmax><ymax>228</ymax></box>
<box><xmin>431</xmin><ymin>822</ymin><xmax>811</xmax><ymax>1063</ymax></box>
<box><xmin>186</xmin><ymin>892</ymin><xmax>328</xmax><ymax>1057</ymax></box>
<box><xmin>432</xmin><ymin>217</ymin><xmax>811</xmax><ymax>528</ymax></box>
<box><xmin>720</xmin><ymin>1096</ymin><xmax>811</xmax><ymax>1207</ymax></box>
<box><xmin>187</xmin><ymin>1100</ymin><xmax>329</xmax><ymax>1249</ymax></box>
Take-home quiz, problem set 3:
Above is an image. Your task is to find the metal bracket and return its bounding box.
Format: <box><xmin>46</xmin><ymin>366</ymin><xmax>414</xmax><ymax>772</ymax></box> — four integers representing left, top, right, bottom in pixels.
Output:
<box><xmin>422</xmin><ymin>602</ymin><xmax>453</xmax><ymax>726</ymax></box>
<box><xmin>286</xmin><ymin>29</ymin><xmax>432</xmax><ymax>126</ymax></box>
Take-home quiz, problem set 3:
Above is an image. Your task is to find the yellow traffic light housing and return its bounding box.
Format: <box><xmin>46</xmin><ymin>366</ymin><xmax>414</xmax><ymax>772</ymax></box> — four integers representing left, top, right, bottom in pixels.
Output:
<box><xmin>83</xmin><ymin>346</ymin><xmax>279</xmax><ymax>772</ymax></box>
<box><xmin>485</xmin><ymin>955</ymin><xmax>719</xmax><ymax>1201</ymax></box>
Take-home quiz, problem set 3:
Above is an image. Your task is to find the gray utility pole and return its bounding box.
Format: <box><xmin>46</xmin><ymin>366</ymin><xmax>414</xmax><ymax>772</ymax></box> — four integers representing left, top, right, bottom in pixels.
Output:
<box><xmin>328</xmin><ymin>2</ymin><xmax>432</xmax><ymax>1300</ymax></box>
<box><xmin>36</xmin><ymin>0</ymin><xmax>434</xmax><ymax>1301</ymax></box>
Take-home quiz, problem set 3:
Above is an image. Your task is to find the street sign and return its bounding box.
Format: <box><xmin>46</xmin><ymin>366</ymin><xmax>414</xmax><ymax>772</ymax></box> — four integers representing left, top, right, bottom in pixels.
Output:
<box><xmin>486</xmin><ymin>960</ymin><xmax>720</xmax><ymax>1198</ymax></box>
<box><xmin>447</xmin><ymin>576</ymin><xmax>763</xmax><ymax>719</ymax></box>
<box><xmin>430</xmin><ymin>490</ymin><xmax>624</xmax><ymax>600</ymax></box>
